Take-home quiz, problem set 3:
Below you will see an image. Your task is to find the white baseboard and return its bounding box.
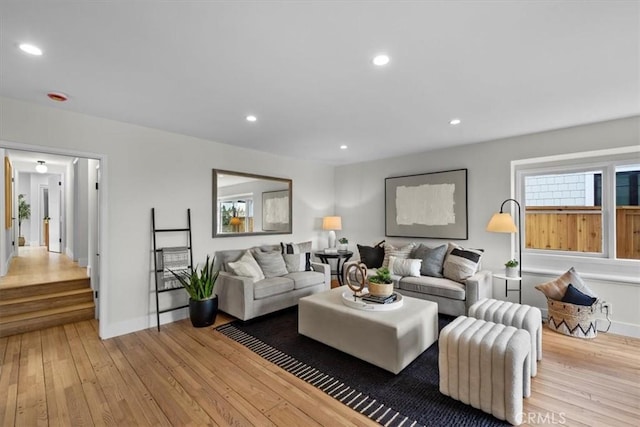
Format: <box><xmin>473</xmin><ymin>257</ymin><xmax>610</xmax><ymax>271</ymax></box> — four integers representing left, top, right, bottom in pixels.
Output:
<box><xmin>100</xmin><ymin>309</ymin><xmax>189</xmax><ymax>339</ymax></box>
<box><xmin>77</xmin><ymin>257</ymin><xmax>88</xmax><ymax>268</ymax></box>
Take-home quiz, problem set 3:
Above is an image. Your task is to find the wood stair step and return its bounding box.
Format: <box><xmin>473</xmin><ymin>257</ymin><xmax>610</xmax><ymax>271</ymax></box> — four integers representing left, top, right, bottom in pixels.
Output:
<box><xmin>0</xmin><ymin>302</ymin><xmax>95</xmax><ymax>338</ymax></box>
<box><xmin>0</xmin><ymin>288</ymin><xmax>94</xmax><ymax>317</ymax></box>
<box><xmin>0</xmin><ymin>278</ymin><xmax>90</xmax><ymax>300</ymax></box>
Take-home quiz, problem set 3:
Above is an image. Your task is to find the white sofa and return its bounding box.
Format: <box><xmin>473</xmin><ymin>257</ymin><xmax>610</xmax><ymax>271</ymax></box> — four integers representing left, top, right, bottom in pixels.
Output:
<box><xmin>344</xmin><ymin>241</ymin><xmax>493</xmax><ymax>316</ymax></box>
<box><xmin>214</xmin><ymin>245</ymin><xmax>330</xmax><ymax>321</ymax></box>
<box><xmin>345</xmin><ymin>262</ymin><xmax>492</xmax><ymax>316</ymax></box>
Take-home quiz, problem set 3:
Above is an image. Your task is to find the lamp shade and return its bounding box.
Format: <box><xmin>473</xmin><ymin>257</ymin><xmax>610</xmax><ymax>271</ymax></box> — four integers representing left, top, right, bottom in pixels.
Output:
<box><xmin>229</xmin><ymin>217</ymin><xmax>242</xmax><ymax>226</ymax></box>
<box><xmin>322</xmin><ymin>216</ymin><xmax>342</xmax><ymax>231</ymax></box>
<box><xmin>486</xmin><ymin>212</ymin><xmax>517</xmax><ymax>233</ymax></box>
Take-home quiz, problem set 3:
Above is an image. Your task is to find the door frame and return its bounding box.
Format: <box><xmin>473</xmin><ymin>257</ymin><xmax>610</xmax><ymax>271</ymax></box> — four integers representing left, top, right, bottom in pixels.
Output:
<box><xmin>0</xmin><ymin>140</ymin><xmax>109</xmax><ymax>339</ymax></box>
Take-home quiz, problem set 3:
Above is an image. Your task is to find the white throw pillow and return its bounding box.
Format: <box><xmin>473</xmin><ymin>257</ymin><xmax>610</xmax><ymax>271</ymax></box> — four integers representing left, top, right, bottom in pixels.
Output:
<box><xmin>227</xmin><ymin>250</ymin><xmax>265</xmax><ymax>282</ymax></box>
<box><xmin>382</xmin><ymin>242</ymin><xmax>416</xmax><ymax>268</ymax></box>
<box><xmin>389</xmin><ymin>256</ymin><xmax>422</xmax><ymax>277</ymax></box>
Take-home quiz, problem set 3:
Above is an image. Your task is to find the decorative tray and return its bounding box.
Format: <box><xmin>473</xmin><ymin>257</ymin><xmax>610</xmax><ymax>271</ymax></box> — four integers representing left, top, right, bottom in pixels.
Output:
<box><xmin>341</xmin><ymin>288</ymin><xmax>404</xmax><ymax>311</ymax></box>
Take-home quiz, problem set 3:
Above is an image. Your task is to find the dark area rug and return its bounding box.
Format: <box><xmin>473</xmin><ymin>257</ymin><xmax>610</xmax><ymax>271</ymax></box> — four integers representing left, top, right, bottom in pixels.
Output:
<box><xmin>216</xmin><ymin>307</ymin><xmax>508</xmax><ymax>427</ymax></box>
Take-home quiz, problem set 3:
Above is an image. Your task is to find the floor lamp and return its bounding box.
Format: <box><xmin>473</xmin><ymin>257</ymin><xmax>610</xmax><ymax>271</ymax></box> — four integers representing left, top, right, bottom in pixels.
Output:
<box><xmin>486</xmin><ymin>198</ymin><xmax>522</xmax><ymax>303</ymax></box>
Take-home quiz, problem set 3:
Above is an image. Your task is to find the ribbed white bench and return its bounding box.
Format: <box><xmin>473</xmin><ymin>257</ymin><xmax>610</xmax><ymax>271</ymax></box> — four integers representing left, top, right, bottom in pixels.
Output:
<box><xmin>439</xmin><ymin>316</ymin><xmax>531</xmax><ymax>426</ymax></box>
<box><xmin>469</xmin><ymin>298</ymin><xmax>542</xmax><ymax>376</ymax></box>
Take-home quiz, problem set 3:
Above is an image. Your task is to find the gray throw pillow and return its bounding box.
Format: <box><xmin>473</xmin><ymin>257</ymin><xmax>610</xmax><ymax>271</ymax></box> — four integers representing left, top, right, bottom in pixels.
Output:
<box><xmin>252</xmin><ymin>249</ymin><xmax>288</xmax><ymax>278</ymax></box>
<box><xmin>283</xmin><ymin>253</ymin><xmax>306</xmax><ymax>273</ymax></box>
<box><xmin>412</xmin><ymin>244</ymin><xmax>447</xmax><ymax>277</ymax></box>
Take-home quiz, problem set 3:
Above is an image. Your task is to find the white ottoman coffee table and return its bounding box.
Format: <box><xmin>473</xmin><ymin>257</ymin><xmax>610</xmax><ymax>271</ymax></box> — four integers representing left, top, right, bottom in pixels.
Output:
<box><xmin>298</xmin><ymin>287</ymin><xmax>438</xmax><ymax>374</ymax></box>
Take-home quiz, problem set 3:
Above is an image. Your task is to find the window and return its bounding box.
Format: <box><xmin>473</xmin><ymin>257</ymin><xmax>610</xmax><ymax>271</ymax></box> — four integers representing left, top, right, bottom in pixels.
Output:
<box><xmin>218</xmin><ymin>197</ymin><xmax>254</xmax><ymax>233</ymax></box>
<box><xmin>514</xmin><ymin>147</ymin><xmax>639</xmax><ymax>281</ymax></box>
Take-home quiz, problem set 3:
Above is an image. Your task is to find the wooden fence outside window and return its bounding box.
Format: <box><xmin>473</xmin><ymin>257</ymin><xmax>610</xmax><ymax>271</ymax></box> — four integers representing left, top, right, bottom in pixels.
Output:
<box><xmin>525</xmin><ymin>206</ymin><xmax>640</xmax><ymax>259</ymax></box>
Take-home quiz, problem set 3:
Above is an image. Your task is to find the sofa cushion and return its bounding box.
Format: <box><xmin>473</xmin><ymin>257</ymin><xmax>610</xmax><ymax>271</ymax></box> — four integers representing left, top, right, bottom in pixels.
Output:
<box><xmin>411</xmin><ymin>244</ymin><xmax>447</xmax><ymax>277</ymax></box>
<box><xmin>252</xmin><ymin>249</ymin><xmax>288</xmax><ymax>278</ymax></box>
<box><xmin>356</xmin><ymin>240</ymin><xmax>385</xmax><ymax>268</ymax></box>
<box><xmin>227</xmin><ymin>250</ymin><xmax>265</xmax><ymax>282</ymax></box>
<box><xmin>254</xmin><ymin>277</ymin><xmax>295</xmax><ymax>300</ymax></box>
<box><xmin>399</xmin><ymin>276</ymin><xmax>466</xmax><ymax>301</ymax></box>
<box><xmin>284</xmin><ymin>271</ymin><xmax>325</xmax><ymax>290</ymax></box>
<box><xmin>389</xmin><ymin>256</ymin><xmax>421</xmax><ymax>277</ymax></box>
<box><xmin>382</xmin><ymin>242</ymin><xmax>416</xmax><ymax>268</ymax></box>
<box><xmin>443</xmin><ymin>243</ymin><xmax>484</xmax><ymax>283</ymax></box>
<box><xmin>281</xmin><ymin>241</ymin><xmax>312</xmax><ymax>270</ymax></box>
<box><xmin>282</xmin><ymin>253</ymin><xmax>306</xmax><ymax>272</ymax></box>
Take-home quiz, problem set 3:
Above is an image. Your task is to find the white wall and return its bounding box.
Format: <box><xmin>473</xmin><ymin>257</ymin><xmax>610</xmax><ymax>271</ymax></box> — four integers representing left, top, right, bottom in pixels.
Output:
<box><xmin>0</xmin><ymin>96</ymin><xmax>335</xmax><ymax>338</ymax></box>
<box><xmin>73</xmin><ymin>159</ymin><xmax>89</xmax><ymax>266</ymax></box>
<box><xmin>335</xmin><ymin>116</ymin><xmax>640</xmax><ymax>337</ymax></box>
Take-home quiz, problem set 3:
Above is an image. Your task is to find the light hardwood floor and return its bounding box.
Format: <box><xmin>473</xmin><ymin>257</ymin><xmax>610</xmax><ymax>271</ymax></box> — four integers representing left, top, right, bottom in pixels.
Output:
<box><xmin>0</xmin><ymin>314</ymin><xmax>638</xmax><ymax>426</ymax></box>
<box><xmin>0</xmin><ymin>246</ymin><xmax>88</xmax><ymax>288</ymax></box>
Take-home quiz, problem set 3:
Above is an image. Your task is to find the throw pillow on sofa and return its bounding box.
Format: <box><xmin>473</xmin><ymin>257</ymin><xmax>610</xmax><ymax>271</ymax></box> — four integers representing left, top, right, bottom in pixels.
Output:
<box><xmin>281</xmin><ymin>241</ymin><xmax>312</xmax><ymax>271</ymax></box>
<box><xmin>535</xmin><ymin>267</ymin><xmax>597</xmax><ymax>300</ymax></box>
<box><xmin>382</xmin><ymin>242</ymin><xmax>416</xmax><ymax>268</ymax></box>
<box><xmin>443</xmin><ymin>243</ymin><xmax>483</xmax><ymax>282</ymax></box>
<box><xmin>410</xmin><ymin>244</ymin><xmax>447</xmax><ymax>277</ymax></box>
<box><xmin>356</xmin><ymin>240</ymin><xmax>385</xmax><ymax>268</ymax></box>
<box><xmin>227</xmin><ymin>250</ymin><xmax>265</xmax><ymax>282</ymax></box>
<box><xmin>252</xmin><ymin>249</ymin><xmax>288</xmax><ymax>278</ymax></box>
<box><xmin>388</xmin><ymin>256</ymin><xmax>421</xmax><ymax>277</ymax></box>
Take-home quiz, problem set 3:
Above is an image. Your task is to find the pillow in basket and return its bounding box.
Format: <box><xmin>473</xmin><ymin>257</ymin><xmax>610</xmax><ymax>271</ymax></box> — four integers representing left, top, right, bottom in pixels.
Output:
<box><xmin>535</xmin><ymin>267</ymin><xmax>597</xmax><ymax>301</ymax></box>
<box><xmin>561</xmin><ymin>283</ymin><xmax>597</xmax><ymax>306</ymax></box>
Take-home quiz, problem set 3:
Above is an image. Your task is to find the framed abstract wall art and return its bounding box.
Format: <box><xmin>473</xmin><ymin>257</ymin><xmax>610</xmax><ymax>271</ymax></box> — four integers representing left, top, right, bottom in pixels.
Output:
<box><xmin>262</xmin><ymin>190</ymin><xmax>290</xmax><ymax>232</ymax></box>
<box><xmin>385</xmin><ymin>168</ymin><xmax>468</xmax><ymax>239</ymax></box>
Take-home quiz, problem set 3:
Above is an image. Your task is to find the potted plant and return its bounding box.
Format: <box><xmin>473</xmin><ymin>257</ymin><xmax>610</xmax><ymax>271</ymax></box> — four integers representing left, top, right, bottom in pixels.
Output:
<box><xmin>368</xmin><ymin>267</ymin><xmax>393</xmax><ymax>297</ymax></box>
<box><xmin>505</xmin><ymin>259</ymin><xmax>519</xmax><ymax>278</ymax></box>
<box><xmin>18</xmin><ymin>194</ymin><xmax>31</xmax><ymax>247</ymax></box>
<box><xmin>170</xmin><ymin>255</ymin><xmax>220</xmax><ymax>327</ymax></box>
<box><xmin>338</xmin><ymin>237</ymin><xmax>349</xmax><ymax>251</ymax></box>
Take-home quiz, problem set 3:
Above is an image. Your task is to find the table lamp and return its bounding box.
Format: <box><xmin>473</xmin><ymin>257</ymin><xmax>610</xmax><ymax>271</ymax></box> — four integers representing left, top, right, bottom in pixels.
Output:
<box><xmin>322</xmin><ymin>216</ymin><xmax>342</xmax><ymax>248</ymax></box>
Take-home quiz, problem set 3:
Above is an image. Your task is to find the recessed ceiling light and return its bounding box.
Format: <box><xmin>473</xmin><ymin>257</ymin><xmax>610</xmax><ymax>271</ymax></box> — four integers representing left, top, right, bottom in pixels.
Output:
<box><xmin>19</xmin><ymin>43</ymin><xmax>43</xmax><ymax>56</ymax></box>
<box><xmin>246</xmin><ymin>115</ymin><xmax>257</xmax><ymax>122</ymax></box>
<box><xmin>340</xmin><ymin>145</ymin><xmax>348</xmax><ymax>150</ymax></box>
<box><xmin>372</xmin><ymin>54</ymin><xmax>390</xmax><ymax>66</ymax></box>
<box><xmin>47</xmin><ymin>92</ymin><xmax>68</xmax><ymax>102</ymax></box>
<box><xmin>449</xmin><ymin>118</ymin><xmax>462</xmax><ymax>125</ymax></box>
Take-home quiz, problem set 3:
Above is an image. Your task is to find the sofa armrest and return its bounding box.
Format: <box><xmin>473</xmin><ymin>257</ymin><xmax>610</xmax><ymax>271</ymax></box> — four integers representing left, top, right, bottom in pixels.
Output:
<box><xmin>310</xmin><ymin>262</ymin><xmax>331</xmax><ymax>290</ymax></box>
<box><xmin>464</xmin><ymin>270</ymin><xmax>493</xmax><ymax>311</ymax></box>
<box><xmin>216</xmin><ymin>271</ymin><xmax>255</xmax><ymax>321</ymax></box>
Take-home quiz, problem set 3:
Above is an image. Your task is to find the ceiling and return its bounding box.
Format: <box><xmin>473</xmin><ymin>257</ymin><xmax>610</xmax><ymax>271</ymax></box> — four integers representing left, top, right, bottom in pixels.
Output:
<box><xmin>1</xmin><ymin>1</ymin><xmax>638</xmax><ymax>165</ymax></box>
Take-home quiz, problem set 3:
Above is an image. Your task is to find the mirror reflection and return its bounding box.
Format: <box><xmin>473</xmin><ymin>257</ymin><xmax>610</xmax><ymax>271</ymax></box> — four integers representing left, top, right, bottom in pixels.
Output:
<box><xmin>213</xmin><ymin>169</ymin><xmax>292</xmax><ymax>237</ymax></box>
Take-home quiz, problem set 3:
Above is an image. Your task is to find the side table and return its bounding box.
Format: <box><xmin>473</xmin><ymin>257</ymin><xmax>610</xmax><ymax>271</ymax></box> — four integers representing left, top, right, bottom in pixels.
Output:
<box><xmin>493</xmin><ymin>273</ymin><xmax>522</xmax><ymax>304</ymax></box>
<box><xmin>314</xmin><ymin>250</ymin><xmax>353</xmax><ymax>286</ymax></box>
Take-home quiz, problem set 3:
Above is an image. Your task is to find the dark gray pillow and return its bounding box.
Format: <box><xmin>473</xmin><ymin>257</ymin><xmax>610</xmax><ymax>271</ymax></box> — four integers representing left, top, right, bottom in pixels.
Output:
<box><xmin>252</xmin><ymin>249</ymin><xmax>288</xmax><ymax>278</ymax></box>
<box><xmin>411</xmin><ymin>244</ymin><xmax>447</xmax><ymax>277</ymax></box>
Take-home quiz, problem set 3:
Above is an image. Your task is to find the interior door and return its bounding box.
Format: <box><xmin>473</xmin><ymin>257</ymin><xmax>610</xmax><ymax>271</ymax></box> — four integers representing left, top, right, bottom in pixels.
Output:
<box><xmin>48</xmin><ymin>175</ymin><xmax>61</xmax><ymax>253</ymax></box>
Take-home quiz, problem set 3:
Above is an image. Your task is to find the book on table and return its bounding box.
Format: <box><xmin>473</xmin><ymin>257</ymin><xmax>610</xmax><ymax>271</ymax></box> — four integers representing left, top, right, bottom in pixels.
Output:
<box><xmin>361</xmin><ymin>293</ymin><xmax>398</xmax><ymax>304</ymax></box>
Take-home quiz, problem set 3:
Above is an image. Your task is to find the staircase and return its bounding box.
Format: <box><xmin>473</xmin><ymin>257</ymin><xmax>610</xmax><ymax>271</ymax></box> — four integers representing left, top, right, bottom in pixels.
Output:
<box><xmin>0</xmin><ymin>278</ymin><xmax>95</xmax><ymax>337</ymax></box>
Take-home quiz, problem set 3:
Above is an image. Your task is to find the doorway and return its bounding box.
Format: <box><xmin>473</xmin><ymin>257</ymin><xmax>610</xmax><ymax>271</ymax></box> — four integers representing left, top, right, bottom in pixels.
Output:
<box><xmin>0</xmin><ymin>142</ymin><xmax>106</xmax><ymax>338</ymax></box>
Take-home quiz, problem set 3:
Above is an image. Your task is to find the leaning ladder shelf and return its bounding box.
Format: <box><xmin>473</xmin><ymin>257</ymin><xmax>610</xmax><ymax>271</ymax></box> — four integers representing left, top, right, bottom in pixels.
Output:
<box><xmin>152</xmin><ymin>208</ymin><xmax>194</xmax><ymax>331</ymax></box>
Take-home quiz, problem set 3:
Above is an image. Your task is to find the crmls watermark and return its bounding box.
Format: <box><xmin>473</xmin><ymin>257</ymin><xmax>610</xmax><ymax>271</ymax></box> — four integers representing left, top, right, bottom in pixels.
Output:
<box><xmin>518</xmin><ymin>412</ymin><xmax>567</xmax><ymax>425</ymax></box>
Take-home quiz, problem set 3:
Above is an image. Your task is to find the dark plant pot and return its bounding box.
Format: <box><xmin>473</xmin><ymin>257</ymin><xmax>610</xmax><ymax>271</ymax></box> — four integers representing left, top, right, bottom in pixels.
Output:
<box><xmin>189</xmin><ymin>296</ymin><xmax>218</xmax><ymax>328</ymax></box>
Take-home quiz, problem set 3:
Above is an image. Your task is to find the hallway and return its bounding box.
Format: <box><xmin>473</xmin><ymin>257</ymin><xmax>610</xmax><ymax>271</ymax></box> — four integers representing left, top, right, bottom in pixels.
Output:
<box><xmin>0</xmin><ymin>246</ymin><xmax>88</xmax><ymax>289</ymax></box>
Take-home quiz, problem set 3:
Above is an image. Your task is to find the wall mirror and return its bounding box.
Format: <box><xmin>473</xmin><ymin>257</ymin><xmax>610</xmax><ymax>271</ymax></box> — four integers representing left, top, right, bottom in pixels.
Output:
<box><xmin>212</xmin><ymin>169</ymin><xmax>292</xmax><ymax>237</ymax></box>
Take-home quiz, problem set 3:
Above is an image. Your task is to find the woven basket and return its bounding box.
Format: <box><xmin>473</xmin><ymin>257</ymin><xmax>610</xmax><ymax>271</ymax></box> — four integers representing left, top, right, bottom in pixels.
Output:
<box><xmin>547</xmin><ymin>297</ymin><xmax>598</xmax><ymax>339</ymax></box>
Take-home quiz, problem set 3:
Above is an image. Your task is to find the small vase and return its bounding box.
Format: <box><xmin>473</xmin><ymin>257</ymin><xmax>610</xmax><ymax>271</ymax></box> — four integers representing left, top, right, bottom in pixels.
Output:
<box><xmin>338</xmin><ymin>243</ymin><xmax>348</xmax><ymax>251</ymax></box>
<box><xmin>368</xmin><ymin>282</ymin><xmax>393</xmax><ymax>297</ymax></box>
<box><xmin>506</xmin><ymin>266</ymin><xmax>519</xmax><ymax>278</ymax></box>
